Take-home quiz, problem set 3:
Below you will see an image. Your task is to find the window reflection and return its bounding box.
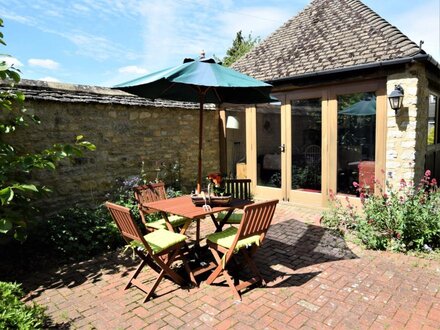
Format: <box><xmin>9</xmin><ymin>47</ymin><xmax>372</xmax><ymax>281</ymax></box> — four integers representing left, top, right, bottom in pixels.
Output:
<box><xmin>428</xmin><ymin>94</ymin><xmax>438</xmax><ymax>145</ymax></box>
<box><xmin>337</xmin><ymin>92</ymin><xmax>376</xmax><ymax>195</ymax></box>
<box><xmin>257</xmin><ymin>105</ymin><xmax>281</xmax><ymax>187</ymax></box>
<box><xmin>291</xmin><ymin>98</ymin><xmax>322</xmax><ymax>192</ymax></box>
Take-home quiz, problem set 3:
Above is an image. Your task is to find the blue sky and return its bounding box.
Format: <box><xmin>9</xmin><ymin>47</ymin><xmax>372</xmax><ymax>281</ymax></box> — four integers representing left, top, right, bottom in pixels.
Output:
<box><xmin>0</xmin><ymin>0</ymin><xmax>439</xmax><ymax>87</ymax></box>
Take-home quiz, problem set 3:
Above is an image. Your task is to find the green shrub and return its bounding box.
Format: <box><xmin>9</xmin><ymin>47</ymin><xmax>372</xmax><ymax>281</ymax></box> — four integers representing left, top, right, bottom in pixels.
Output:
<box><xmin>322</xmin><ymin>190</ymin><xmax>360</xmax><ymax>232</ymax></box>
<box><xmin>38</xmin><ymin>205</ymin><xmax>124</xmax><ymax>260</ymax></box>
<box><xmin>0</xmin><ymin>170</ymin><xmax>185</xmax><ymax>277</ymax></box>
<box><xmin>322</xmin><ymin>170</ymin><xmax>440</xmax><ymax>252</ymax></box>
<box><xmin>0</xmin><ymin>19</ymin><xmax>95</xmax><ymax>242</ymax></box>
<box><xmin>0</xmin><ymin>281</ymin><xmax>48</xmax><ymax>329</ymax></box>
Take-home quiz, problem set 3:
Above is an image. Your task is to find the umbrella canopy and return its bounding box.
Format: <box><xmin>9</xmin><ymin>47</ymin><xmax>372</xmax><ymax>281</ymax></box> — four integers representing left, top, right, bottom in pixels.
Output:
<box><xmin>338</xmin><ymin>98</ymin><xmax>376</xmax><ymax>116</ymax></box>
<box><xmin>114</xmin><ymin>57</ymin><xmax>274</xmax><ymax>193</ymax></box>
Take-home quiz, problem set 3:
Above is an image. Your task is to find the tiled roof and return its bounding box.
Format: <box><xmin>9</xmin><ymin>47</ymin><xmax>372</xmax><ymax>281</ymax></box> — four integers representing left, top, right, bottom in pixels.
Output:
<box><xmin>232</xmin><ymin>0</ymin><xmax>422</xmax><ymax>82</ymax></box>
<box><xmin>1</xmin><ymin>79</ymin><xmax>205</xmax><ymax>109</ymax></box>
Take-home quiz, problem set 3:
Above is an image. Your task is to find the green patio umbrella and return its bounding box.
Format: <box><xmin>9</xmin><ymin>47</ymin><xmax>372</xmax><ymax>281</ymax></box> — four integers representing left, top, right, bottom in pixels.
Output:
<box><xmin>338</xmin><ymin>98</ymin><xmax>376</xmax><ymax>116</ymax></box>
<box><xmin>114</xmin><ymin>57</ymin><xmax>274</xmax><ymax>193</ymax></box>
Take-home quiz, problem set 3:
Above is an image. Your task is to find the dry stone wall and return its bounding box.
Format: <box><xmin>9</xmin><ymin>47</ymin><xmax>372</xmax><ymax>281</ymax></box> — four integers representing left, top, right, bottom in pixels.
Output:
<box><xmin>5</xmin><ymin>81</ymin><xmax>220</xmax><ymax>211</ymax></box>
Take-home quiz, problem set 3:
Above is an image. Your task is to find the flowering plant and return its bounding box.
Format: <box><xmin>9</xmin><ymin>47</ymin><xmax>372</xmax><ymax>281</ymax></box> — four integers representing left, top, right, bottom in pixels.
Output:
<box><xmin>207</xmin><ymin>172</ymin><xmax>226</xmax><ymax>196</ymax></box>
<box><xmin>322</xmin><ymin>169</ymin><xmax>440</xmax><ymax>252</ymax></box>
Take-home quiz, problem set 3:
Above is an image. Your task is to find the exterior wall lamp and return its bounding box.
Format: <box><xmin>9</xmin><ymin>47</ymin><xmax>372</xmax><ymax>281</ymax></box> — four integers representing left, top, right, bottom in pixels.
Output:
<box><xmin>388</xmin><ymin>84</ymin><xmax>404</xmax><ymax>112</ymax></box>
<box><xmin>226</xmin><ymin>115</ymin><xmax>240</xmax><ymax>129</ymax></box>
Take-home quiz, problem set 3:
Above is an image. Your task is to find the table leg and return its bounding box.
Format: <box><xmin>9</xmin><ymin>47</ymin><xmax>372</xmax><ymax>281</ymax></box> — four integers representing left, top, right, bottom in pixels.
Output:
<box><xmin>211</xmin><ymin>210</ymin><xmax>234</xmax><ymax>232</ymax></box>
<box><xmin>161</xmin><ymin>212</ymin><xmax>174</xmax><ymax>232</ymax></box>
<box><xmin>179</xmin><ymin>219</ymin><xmax>192</xmax><ymax>235</ymax></box>
<box><xmin>196</xmin><ymin>219</ymin><xmax>200</xmax><ymax>247</ymax></box>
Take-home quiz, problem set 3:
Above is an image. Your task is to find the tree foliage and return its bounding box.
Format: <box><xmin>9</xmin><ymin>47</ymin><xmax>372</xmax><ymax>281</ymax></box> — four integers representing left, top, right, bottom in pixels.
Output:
<box><xmin>222</xmin><ymin>30</ymin><xmax>260</xmax><ymax>67</ymax></box>
<box><xmin>0</xmin><ymin>18</ymin><xmax>96</xmax><ymax>241</ymax></box>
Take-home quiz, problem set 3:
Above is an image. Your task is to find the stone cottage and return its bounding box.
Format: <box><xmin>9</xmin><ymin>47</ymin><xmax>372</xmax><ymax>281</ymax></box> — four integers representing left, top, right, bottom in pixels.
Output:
<box><xmin>225</xmin><ymin>0</ymin><xmax>440</xmax><ymax>207</ymax></box>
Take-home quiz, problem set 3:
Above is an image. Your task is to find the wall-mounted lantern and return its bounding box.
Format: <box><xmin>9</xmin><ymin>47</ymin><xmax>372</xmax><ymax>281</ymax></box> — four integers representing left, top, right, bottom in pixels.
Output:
<box><xmin>226</xmin><ymin>115</ymin><xmax>240</xmax><ymax>129</ymax></box>
<box><xmin>388</xmin><ymin>85</ymin><xmax>404</xmax><ymax>112</ymax></box>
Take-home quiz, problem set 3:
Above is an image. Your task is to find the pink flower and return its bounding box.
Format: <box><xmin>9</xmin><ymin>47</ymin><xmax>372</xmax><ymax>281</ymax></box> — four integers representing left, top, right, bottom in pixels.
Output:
<box><xmin>432</xmin><ymin>178</ymin><xmax>437</xmax><ymax>186</ymax></box>
<box><xmin>353</xmin><ymin>181</ymin><xmax>359</xmax><ymax>188</ymax></box>
<box><xmin>425</xmin><ymin>169</ymin><xmax>431</xmax><ymax>178</ymax></box>
<box><xmin>400</xmin><ymin>179</ymin><xmax>406</xmax><ymax>187</ymax></box>
<box><xmin>329</xmin><ymin>189</ymin><xmax>335</xmax><ymax>200</ymax></box>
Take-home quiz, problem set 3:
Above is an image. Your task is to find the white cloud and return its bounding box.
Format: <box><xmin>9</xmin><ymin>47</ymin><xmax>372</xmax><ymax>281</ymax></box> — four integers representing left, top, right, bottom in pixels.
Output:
<box><xmin>57</xmin><ymin>31</ymin><xmax>140</xmax><ymax>61</ymax></box>
<box><xmin>217</xmin><ymin>7</ymin><xmax>294</xmax><ymax>39</ymax></box>
<box><xmin>0</xmin><ymin>12</ymin><xmax>34</xmax><ymax>25</ymax></box>
<box><xmin>118</xmin><ymin>65</ymin><xmax>148</xmax><ymax>75</ymax></box>
<box><xmin>0</xmin><ymin>56</ymin><xmax>24</xmax><ymax>68</ymax></box>
<box><xmin>28</xmin><ymin>58</ymin><xmax>60</xmax><ymax>70</ymax></box>
<box><xmin>38</xmin><ymin>76</ymin><xmax>60</xmax><ymax>82</ymax></box>
<box><xmin>136</xmin><ymin>1</ymin><xmax>306</xmax><ymax>68</ymax></box>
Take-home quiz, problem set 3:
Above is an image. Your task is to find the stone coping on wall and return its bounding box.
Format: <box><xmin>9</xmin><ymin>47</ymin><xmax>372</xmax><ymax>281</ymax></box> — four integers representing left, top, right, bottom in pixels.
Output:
<box><xmin>1</xmin><ymin>79</ymin><xmax>217</xmax><ymax>110</ymax></box>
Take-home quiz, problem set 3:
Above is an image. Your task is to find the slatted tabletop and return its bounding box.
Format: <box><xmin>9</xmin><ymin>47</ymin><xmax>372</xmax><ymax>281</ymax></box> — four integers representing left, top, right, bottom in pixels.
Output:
<box><xmin>143</xmin><ymin>195</ymin><xmax>252</xmax><ymax>220</ymax></box>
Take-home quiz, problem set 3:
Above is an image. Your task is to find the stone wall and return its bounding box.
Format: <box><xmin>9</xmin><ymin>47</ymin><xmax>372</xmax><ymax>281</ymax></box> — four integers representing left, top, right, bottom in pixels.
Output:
<box><xmin>5</xmin><ymin>80</ymin><xmax>220</xmax><ymax>211</ymax></box>
<box><xmin>386</xmin><ymin>63</ymin><xmax>429</xmax><ymax>187</ymax></box>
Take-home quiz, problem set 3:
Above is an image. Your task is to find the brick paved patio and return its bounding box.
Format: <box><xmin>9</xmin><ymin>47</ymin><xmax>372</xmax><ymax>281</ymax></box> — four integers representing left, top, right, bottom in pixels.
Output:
<box><xmin>22</xmin><ymin>203</ymin><xmax>440</xmax><ymax>329</ymax></box>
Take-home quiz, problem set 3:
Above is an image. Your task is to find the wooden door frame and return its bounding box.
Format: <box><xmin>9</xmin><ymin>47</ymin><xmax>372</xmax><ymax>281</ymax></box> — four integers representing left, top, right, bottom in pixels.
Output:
<box><xmin>246</xmin><ymin>79</ymin><xmax>387</xmax><ymax>206</ymax></box>
<box><xmin>328</xmin><ymin>79</ymin><xmax>387</xmax><ymax>206</ymax></box>
<box><xmin>247</xmin><ymin>102</ymin><xmax>285</xmax><ymax>200</ymax></box>
<box><xmin>286</xmin><ymin>88</ymin><xmax>327</xmax><ymax>206</ymax></box>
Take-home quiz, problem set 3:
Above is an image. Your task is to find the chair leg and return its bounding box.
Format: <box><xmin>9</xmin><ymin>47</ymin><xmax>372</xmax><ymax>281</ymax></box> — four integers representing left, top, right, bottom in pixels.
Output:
<box><xmin>205</xmin><ymin>248</ymin><xmax>224</xmax><ymax>285</ymax></box>
<box><xmin>241</xmin><ymin>249</ymin><xmax>265</xmax><ymax>286</ymax></box>
<box><xmin>154</xmin><ymin>250</ymin><xmax>185</xmax><ymax>285</ymax></box>
<box><xmin>127</xmin><ymin>248</ymin><xmax>186</xmax><ymax>302</ymax></box>
<box><xmin>222</xmin><ymin>268</ymin><xmax>241</xmax><ymax>301</ymax></box>
<box><xmin>205</xmin><ymin>248</ymin><xmax>242</xmax><ymax>300</ymax></box>
<box><xmin>181</xmin><ymin>245</ymin><xmax>197</xmax><ymax>286</ymax></box>
<box><xmin>126</xmin><ymin>259</ymin><xmax>147</xmax><ymax>290</ymax></box>
<box><xmin>143</xmin><ymin>269</ymin><xmax>166</xmax><ymax>302</ymax></box>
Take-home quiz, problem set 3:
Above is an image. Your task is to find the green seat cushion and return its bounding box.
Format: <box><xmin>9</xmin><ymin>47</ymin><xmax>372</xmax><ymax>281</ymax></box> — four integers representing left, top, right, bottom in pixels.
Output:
<box><xmin>133</xmin><ymin>229</ymin><xmax>187</xmax><ymax>255</ymax></box>
<box><xmin>216</xmin><ymin>212</ymin><xmax>243</xmax><ymax>224</ymax></box>
<box><xmin>206</xmin><ymin>227</ymin><xmax>260</xmax><ymax>252</ymax></box>
<box><xmin>146</xmin><ymin>215</ymin><xmax>188</xmax><ymax>230</ymax></box>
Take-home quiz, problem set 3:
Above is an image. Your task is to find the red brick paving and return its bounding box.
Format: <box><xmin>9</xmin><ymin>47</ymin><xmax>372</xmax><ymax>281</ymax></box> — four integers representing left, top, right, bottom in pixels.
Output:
<box><xmin>21</xmin><ymin>202</ymin><xmax>440</xmax><ymax>329</ymax></box>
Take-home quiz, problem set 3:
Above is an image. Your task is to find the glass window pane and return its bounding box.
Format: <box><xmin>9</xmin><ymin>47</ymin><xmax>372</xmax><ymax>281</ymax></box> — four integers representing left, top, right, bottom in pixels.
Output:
<box><xmin>291</xmin><ymin>98</ymin><xmax>321</xmax><ymax>192</ymax></box>
<box><xmin>257</xmin><ymin>105</ymin><xmax>281</xmax><ymax>188</ymax></box>
<box><xmin>225</xmin><ymin>110</ymin><xmax>246</xmax><ymax>177</ymax></box>
<box><xmin>428</xmin><ymin>94</ymin><xmax>438</xmax><ymax>145</ymax></box>
<box><xmin>337</xmin><ymin>92</ymin><xmax>376</xmax><ymax>195</ymax></box>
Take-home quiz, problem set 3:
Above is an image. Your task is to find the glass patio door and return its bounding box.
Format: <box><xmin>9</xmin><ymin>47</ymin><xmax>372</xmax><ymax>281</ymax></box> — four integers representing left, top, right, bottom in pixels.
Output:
<box><xmin>287</xmin><ymin>92</ymin><xmax>324</xmax><ymax>205</ymax></box>
<box><xmin>253</xmin><ymin>104</ymin><xmax>284</xmax><ymax>200</ymax></box>
<box><xmin>247</xmin><ymin>80</ymin><xmax>386</xmax><ymax>205</ymax></box>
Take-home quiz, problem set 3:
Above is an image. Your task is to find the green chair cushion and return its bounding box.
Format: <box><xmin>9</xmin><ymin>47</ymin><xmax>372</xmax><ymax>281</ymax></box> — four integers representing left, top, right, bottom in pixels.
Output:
<box><xmin>132</xmin><ymin>229</ymin><xmax>186</xmax><ymax>255</ymax></box>
<box><xmin>216</xmin><ymin>212</ymin><xmax>243</xmax><ymax>224</ymax></box>
<box><xmin>206</xmin><ymin>227</ymin><xmax>260</xmax><ymax>252</ymax></box>
<box><xmin>146</xmin><ymin>215</ymin><xmax>188</xmax><ymax>230</ymax></box>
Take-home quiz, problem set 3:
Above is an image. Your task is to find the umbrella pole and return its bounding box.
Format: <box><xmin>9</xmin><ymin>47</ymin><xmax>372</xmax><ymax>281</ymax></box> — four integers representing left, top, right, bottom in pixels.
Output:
<box><xmin>197</xmin><ymin>91</ymin><xmax>205</xmax><ymax>194</ymax></box>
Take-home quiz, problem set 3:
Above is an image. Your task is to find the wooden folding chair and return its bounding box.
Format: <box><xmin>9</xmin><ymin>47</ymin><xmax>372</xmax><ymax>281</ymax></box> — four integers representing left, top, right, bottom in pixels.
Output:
<box><xmin>216</xmin><ymin>178</ymin><xmax>252</xmax><ymax>226</ymax></box>
<box><xmin>105</xmin><ymin>202</ymin><xmax>195</xmax><ymax>302</ymax></box>
<box><xmin>205</xmin><ymin>199</ymin><xmax>278</xmax><ymax>300</ymax></box>
<box><xmin>133</xmin><ymin>182</ymin><xmax>188</xmax><ymax>232</ymax></box>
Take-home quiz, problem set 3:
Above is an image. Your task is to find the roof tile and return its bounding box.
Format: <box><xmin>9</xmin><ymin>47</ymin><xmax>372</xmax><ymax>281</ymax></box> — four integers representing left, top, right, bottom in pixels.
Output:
<box><xmin>232</xmin><ymin>0</ymin><xmax>422</xmax><ymax>81</ymax></box>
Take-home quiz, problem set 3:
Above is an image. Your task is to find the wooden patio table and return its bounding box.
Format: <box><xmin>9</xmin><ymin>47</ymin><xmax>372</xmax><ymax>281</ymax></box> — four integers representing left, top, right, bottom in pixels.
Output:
<box><xmin>143</xmin><ymin>195</ymin><xmax>253</xmax><ymax>235</ymax></box>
